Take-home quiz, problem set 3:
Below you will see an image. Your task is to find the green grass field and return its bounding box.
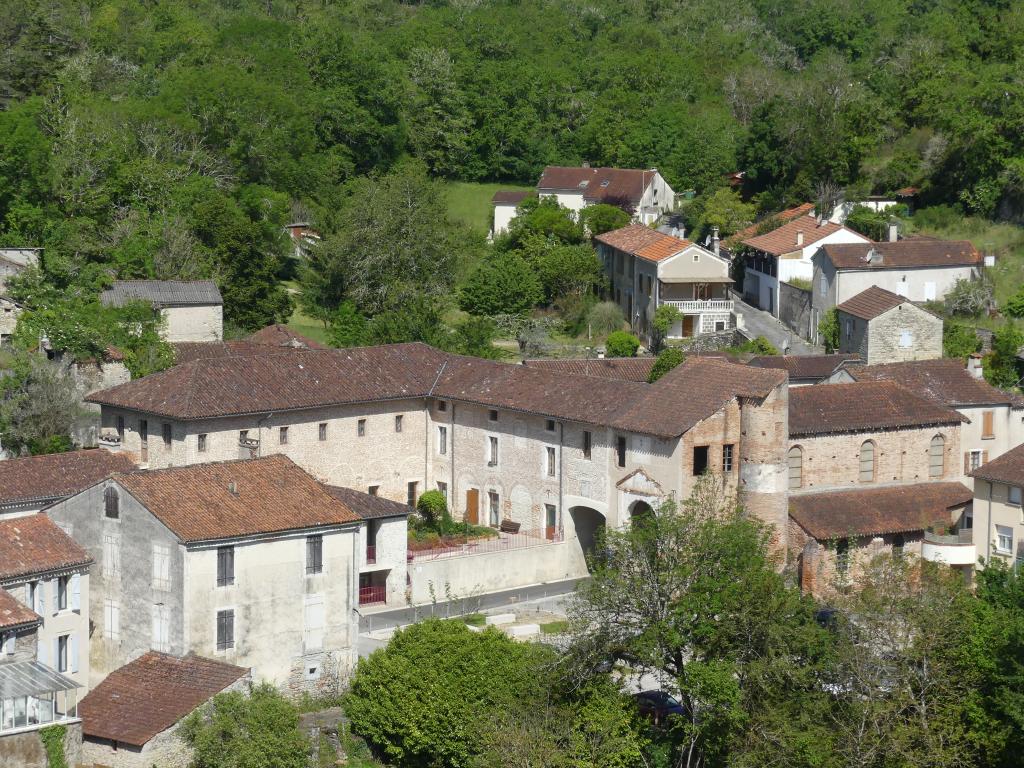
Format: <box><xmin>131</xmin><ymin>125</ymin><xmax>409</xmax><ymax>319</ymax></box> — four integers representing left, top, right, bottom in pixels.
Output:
<box><xmin>283</xmin><ymin>280</ymin><xmax>331</xmax><ymax>345</ymax></box>
<box><xmin>444</xmin><ymin>180</ymin><xmax>532</xmax><ymax>235</ymax></box>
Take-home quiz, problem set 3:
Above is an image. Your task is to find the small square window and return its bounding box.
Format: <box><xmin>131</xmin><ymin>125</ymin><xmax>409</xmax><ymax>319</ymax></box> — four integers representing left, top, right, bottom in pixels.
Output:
<box><xmin>489</xmin><ymin>410</ymin><xmax>498</xmax><ymax>422</ymax></box>
<box><xmin>319</xmin><ymin>423</ymin><xmax>328</xmax><ymax>441</ymax></box>
<box><xmin>358</xmin><ymin>419</ymin><xmax>366</xmax><ymax>437</ymax></box>
<box><xmin>197</xmin><ymin>433</ymin><xmax>207</xmax><ymax>453</ymax></box>
<box><xmin>1010</xmin><ymin>486</ymin><xmax>1022</xmax><ymax>506</ymax></box>
<box><xmin>279</xmin><ymin>426</ymin><xmax>288</xmax><ymax>445</ymax></box>
<box><xmin>395</xmin><ymin>415</ymin><xmax>403</xmax><ymax>433</ymax></box>
<box><xmin>368</xmin><ymin>485</ymin><xmax>379</xmax><ymax>496</ymax></box>
<box><xmin>545</xmin><ymin>419</ymin><xmax>556</xmax><ymax>432</ymax></box>
<box><xmin>437</xmin><ymin>400</ymin><xmax>447</xmax><ymax>412</ymax></box>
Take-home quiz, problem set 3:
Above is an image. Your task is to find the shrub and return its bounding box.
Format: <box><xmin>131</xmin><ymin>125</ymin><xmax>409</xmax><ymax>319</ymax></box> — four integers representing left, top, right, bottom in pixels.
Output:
<box><xmin>984</xmin><ymin>325</ymin><xmax>1024</xmax><ymax>389</ymax></box>
<box><xmin>818</xmin><ymin>308</ymin><xmax>840</xmax><ymax>353</ymax></box>
<box><xmin>416</xmin><ymin>490</ymin><xmax>449</xmax><ymax>531</ymax></box>
<box><xmin>1006</xmin><ymin>288</ymin><xmax>1024</xmax><ymax>319</ymax></box>
<box><xmin>534</xmin><ymin>244</ymin><xmax>605</xmax><ymax>304</ymax></box>
<box><xmin>459</xmin><ymin>253</ymin><xmax>543</xmax><ymax>316</ymax></box>
<box><xmin>580</xmin><ymin>204</ymin><xmax>631</xmax><ymax>236</ymax></box>
<box><xmin>731</xmin><ymin>336</ymin><xmax>780</xmax><ymax>355</ymax></box>
<box><xmin>328</xmin><ymin>301</ymin><xmax>370</xmax><ymax>348</ymax></box>
<box><xmin>944</xmin><ymin>278</ymin><xmax>992</xmax><ymax>318</ymax></box>
<box><xmin>649</xmin><ymin>304</ymin><xmax>680</xmax><ymax>353</ymax></box>
<box><xmin>648</xmin><ymin>348</ymin><xmax>685</xmax><ymax>382</ymax></box>
<box><xmin>605</xmin><ymin>331</ymin><xmax>640</xmax><ymax>357</ymax></box>
<box><xmin>556</xmin><ymin>292</ymin><xmax>598</xmax><ymax>337</ymax></box>
<box><xmin>587</xmin><ymin>302</ymin><xmax>625</xmax><ymax>336</ymax></box>
<box><xmin>943</xmin><ymin>322</ymin><xmax>981</xmax><ymax>359</ymax></box>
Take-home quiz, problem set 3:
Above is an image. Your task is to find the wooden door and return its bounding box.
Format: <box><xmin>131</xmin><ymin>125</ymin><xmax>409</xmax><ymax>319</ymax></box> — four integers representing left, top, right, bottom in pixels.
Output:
<box><xmin>465</xmin><ymin>488</ymin><xmax>479</xmax><ymax>525</ymax></box>
<box><xmin>682</xmin><ymin>315</ymin><xmax>695</xmax><ymax>337</ymax></box>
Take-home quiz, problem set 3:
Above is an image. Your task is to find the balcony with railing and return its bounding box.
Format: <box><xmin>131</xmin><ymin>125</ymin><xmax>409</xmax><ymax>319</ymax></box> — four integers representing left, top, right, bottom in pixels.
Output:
<box><xmin>660</xmin><ymin>298</ymin><xmax>734</xmax><ymax>314</ymax></box>
<box><xmin>921</xmin><ymin>529</ymin><xmax>976</xmax><ymax>566</ymax></box>
<box><xmin>358</xmin><ymin>585</ymin><xmax>386</xmax><ymax>606</ymax></box>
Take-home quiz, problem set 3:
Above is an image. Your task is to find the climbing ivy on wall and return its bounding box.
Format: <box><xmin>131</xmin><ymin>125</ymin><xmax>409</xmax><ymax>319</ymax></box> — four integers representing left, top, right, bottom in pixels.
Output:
<box><xmin>39</xmin><ymin>724</ymin><xmax>68</xmax><ymax>768</ymax></box>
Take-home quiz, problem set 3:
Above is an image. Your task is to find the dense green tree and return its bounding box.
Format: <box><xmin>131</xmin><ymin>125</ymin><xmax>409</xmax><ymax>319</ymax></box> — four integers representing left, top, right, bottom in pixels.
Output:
<box><xmin>0</xmin><ymin>353</ymin><xmax>80</xmax><ymax>456</ymax></box>
<box><xmin>818</xmin><ymin>308</ymin><xmax>840</xmax><ymax>353</ymax></box>
<box><xmin>327</xmin><ymin>301</ymin><xmax>370</xmax><ymax>348</ymax></box>
<box><xmin>460</xmin><ymin>254</ymin><xmax>543</xmax><ymax>317</ymax></box>
<box><xmin>580</xmin><ymin>204</ymin><xmax>631</xmax><ymax>237</ymax></box>
<box><xmin>604</xmin><ymin>330</ymin><xmax>640</xmax><ymax>357</ymax></box>
<box><xmin>944</xmin><ymin>322</ymin><xmax>982</xmax><ymax>359</ymax></box>
<box><xmin>648</xmin><ymin>347</ymin><xmax>685</xmax><ymax>382</ymax></box>
<box><xmin>697</xmin><ymin>188</ymin><xmax>756</xmax><ymax>238</ymax></box>
<box><xmin>984</xmin><ymin>325</ymin><xmax>1023</xmax><ymax>389</ymax></box>
<box><xmin>648</xmin><ymin>304</ymin><xmax>680</xmax><ymax>354</ymax></box>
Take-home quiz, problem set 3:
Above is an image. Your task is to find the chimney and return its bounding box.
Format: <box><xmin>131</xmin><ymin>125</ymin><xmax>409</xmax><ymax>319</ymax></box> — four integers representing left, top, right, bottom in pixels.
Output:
<box><xmin>887</xmin><ymin>220</ymin><xmax>899</xmax><ymax>242</ymax></box>
<box><xmin>967</xmin><ymin>354</ymin><xmax>984</xmax><ymax>379</ymax></box>
<box><xmin>711</xmin><ymin>226</ymin><xmax>720</xmax><ymax>257</ymax></box>
<box><xmin>796</xmin><ymin>230</ymin><xmax>804</xmax><ymax>247</ymax></box>
<box><xmin>581</xmin><ymin>160</ymin><xmax>590</xmax><ymax>168</ymax></box>
<box><xmin>227</xmin><ymin>481</ymin><xmax>238</xmax><ymax>496</ymax></box>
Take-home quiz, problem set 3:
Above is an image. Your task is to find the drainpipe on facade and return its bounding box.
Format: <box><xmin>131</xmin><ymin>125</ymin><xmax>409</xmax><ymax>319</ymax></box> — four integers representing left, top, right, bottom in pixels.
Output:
<box><xmin>450</xmin><ymin>403</ymin><xmax>456</xmax><ymax>521</ymax></box>
<box><xmin>255</xmin><ymin>412</ymin><xmax>274</xmax><ymax>458</ymax></box>
<box><xmin>558</xmin><ymin>422</ymin><xmax>565</xmax><ymax>537</ymax></box>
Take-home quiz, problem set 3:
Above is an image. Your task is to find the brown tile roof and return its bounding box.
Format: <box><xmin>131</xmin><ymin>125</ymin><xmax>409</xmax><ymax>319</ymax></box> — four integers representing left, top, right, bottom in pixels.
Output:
<box><xmin>748</xmin><ymin>354</ymin><xmax>861</xmax><ymax>381</ymax></box>
<box><xmin>247</xmin><ymin>324</ymin><xmax>327</xmax><ymax>350</ymax></box>
<box><xmin>491</xmin><ymin>190</ymin><xmax>531</xmax><ymax>205</ymax></box>
<box><xmin>323</xmin><ymin>486</ymin><xmax>411</xmax><ymax>520</ymax></box>
<box><xmin>80</xmin><ymin>652</ymin><xmax>249</xmax><ymax>747</ymax></box>
<box><xmin>819</xmin><ymin>239</ymin><xmax>980</xmax><ymax>270</ymax></box>
<box><xmin>790</xmin><ymin>482</ymin><xmax>973</xmax><ymax>539</ymax></box>
<box><xmin>595</xmin><ymin>224</ymin><xmax>691</xmax><ymax>263</ymax></box>
<box><xmin>537</xmin><ymin>166</ymin><xmax>656</xmax><ymax>206</ymax></box>
<box><xmin>0</xmin><ymin>449</ymin><xmax>137</xmax><ymax>508</ymax></box>
<box><xmin>114</xmin><ymin>456</ymin><xmax>360</xmax><ymax>543</ymax></box>
<box><xmin>970</xmin><ymin>443</ymin><xmax>1024</xmax><ymax>486</ymax></box>
<box><xmin>726</xmin><ymin>203</ymin><xmax>815</xmax><ymax>246</ymax></box>
<box><xmin>743</xmin><ymin>215</ymin><xmax>862</xmax><ymax>256</ymax></box>
<box><xmin>849</xmin><ymin>359</ymin><xmax>1013</xmax><ymax>408</ymax></box>
<box><xmin>835</xmin><ymin>286</ymin><xmax>912</xmax><ymax>320</ymax></box>
<box><xmin>789</xmin><ymin>381</ymin><xmax>966</xmax><ymax>437</ymax></box>
<box><xmin>522</xmin><ymin>357</ymin><xmax>658</xmax><ymax>382</ymax></box>
<box><xmin>0</xmin><ymin>588</ymin><xmax>41</xmax><ymax>630</ymax></box>
<box><xmin>172</xmin><ymin>340</ymin><xmax>275</xmax><ymax>364</ymax></box>
<box><xmin>0</xmin><ymin>515</ymin><xmax>93</xmax><ymax>580</ymax></box>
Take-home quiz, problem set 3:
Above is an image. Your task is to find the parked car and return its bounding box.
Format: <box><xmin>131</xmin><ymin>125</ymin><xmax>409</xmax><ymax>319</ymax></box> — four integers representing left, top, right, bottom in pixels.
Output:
<box><xmin>633</xmin><ymin>690</ymin><xmax>687</xmax><ymax>726</ymax></box>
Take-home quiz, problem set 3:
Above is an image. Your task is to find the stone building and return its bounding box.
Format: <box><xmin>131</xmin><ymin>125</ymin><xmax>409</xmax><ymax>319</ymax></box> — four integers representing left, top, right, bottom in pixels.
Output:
<box><xmin>45</xmin><ymin>456</ymin><xmax>361</xmax><ymax>694</ymax></box>
<box><xmin>79</xmin><ymin>651</ymin><xmax>249</xmax><ymax>768</ymax></box>
<box><xmin>834</xmin><ymin>286</ymin><xmax>942</xmax><ymax>365</ymax></box>
<box><xmin>0</xmin><ymin>449</ymin><xmax>135</xmax><ymax>519</ymax></box>
<box><xmin>100</xmin><ymin>280</ymin><xmax>223</xmax><ymax>343</ymax></box>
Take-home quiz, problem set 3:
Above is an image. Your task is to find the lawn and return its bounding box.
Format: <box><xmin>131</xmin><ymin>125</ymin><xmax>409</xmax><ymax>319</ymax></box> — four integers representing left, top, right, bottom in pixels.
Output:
<box><xmin>282</xmin><ymin>280</ymin><xmax>331</xmax><ymax>345</ymax></box>
<box><xmin>444</xmin><ymin>180</ymin><xmax>532</xmax><ymax>235</ymax></box>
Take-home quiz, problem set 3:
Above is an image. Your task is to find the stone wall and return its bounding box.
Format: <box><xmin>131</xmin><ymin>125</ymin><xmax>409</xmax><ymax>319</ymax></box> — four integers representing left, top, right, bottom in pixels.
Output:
<box><xmin>864</xmin><ymin>304</ymin><xmax>942</xmax><ymax>365</ymax></box>
<box><xmin>739</xmin><ymin>384</ymin><xmax>790</xmax><ymax>553</ymax></box>
<box><xmin>161</xmin><ymin>305</ymin><xmax>223</xmax><ymax>343</ymax></box>
<box><xmin>778</xmin><ymin>280</ymin><xmax>814</xmax><ymax>340</ymax></box>
<box><xmin>0</xmin><ymin>723</ymin><xmax>81</xmax><ymax>768</ymax></box>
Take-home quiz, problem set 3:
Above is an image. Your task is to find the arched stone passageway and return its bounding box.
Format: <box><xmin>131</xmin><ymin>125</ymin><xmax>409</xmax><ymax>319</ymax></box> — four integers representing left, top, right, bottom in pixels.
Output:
<box><xmin>628</xmin><ymin>499</ymin><xmax>655</xmax><ymax>529</ymax></box>
<box><xmin>569</xmin><ymin>505</ymin><xmax>606</xmax><ymax>570</ymax></box>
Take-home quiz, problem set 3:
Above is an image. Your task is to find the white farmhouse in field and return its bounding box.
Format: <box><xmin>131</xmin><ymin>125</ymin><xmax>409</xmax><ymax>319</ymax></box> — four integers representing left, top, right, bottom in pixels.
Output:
<box><xmin>537</xmin><ymin>166</ymin><xmax>676</xmax><ymax>225</ymax></box>
<box><xmin>100</xmin><ymin>280</ymin><xmax>223</xmax><ymax>343</ymax></box>
<box><xmin>490</xmin><ymin>190</ymin><xmax>531</xmax><ymax>238</ymax></box>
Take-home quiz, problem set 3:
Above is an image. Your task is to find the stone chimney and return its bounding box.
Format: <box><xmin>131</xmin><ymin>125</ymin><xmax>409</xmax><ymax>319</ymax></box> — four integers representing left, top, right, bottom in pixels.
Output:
<box><xmin>796</xmin><ymin>230</ymin><xmax>804</xmax><ymax>247</ymax></box>
<box><xmin>888</xmin><ymin>220</ymin><xmax>899</xmax><ymax>242</ymax></box>
<box><xmin>967</xmin><ymin>354</ymin><xmax>984</xmax><ymax>379</ymax></box>
<box><xmin>711</xmin><ymin>226</ymin><xmax>720</xmax><ymax>257</ymax></box>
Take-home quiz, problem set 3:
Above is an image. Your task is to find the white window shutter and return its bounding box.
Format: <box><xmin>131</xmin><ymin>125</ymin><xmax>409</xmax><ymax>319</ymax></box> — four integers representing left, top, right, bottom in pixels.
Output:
<box><xmin>37</xmin><ymin>638</ymin><xmax>46</xmax><ymax>665</ymax></box>
<box><xmin>152</xmin><ymin>605</ymin><xmax>159</xmax><ymax>647</ymax></box>
<box><xmin>38</xmin><ymin>581</ymin><xmax>46</xmax><ymax>615</ymax></box>
<box><xmin>71</xmin><ymin>574</ymin><xmax>81</xmax><ymax>611</ymax></box>
<box><xmin>70</xmin><ymin>634</ymin><xmax>79</xmax><ymax>674</ymax></box>
<box><xmin>50</xmin><ymin>579</ymin><xmax>59</xmax><ymax>616</ymax></box>
<box><xmin>2</xmin><ymin>633</ymin><xmax>13</xmax><ymax>655</ymax></box>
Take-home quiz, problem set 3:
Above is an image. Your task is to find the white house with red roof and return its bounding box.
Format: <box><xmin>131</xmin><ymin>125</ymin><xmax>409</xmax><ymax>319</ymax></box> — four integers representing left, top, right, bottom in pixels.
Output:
<box><xmin>536</xmin><ymin>166</ymin><xmax>676</xmax><ymax>224</ymax></box>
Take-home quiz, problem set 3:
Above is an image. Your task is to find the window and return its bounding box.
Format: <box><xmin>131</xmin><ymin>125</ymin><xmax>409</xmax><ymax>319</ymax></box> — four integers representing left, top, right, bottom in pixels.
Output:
<box><xmin>693</xmin><ymin>252</ymin><xmax>699</xmax><ymax>263</ymax></box>
<box><xmin>819</xmin><ymin>274</ymin><xmax>827</xmax><ymax>296</ymax></box>
<box><xmin>859</xmin><ymin>441</ymin><xmax>875</xmax><ymax>483</ymax></box>
<box><xmin>1</xmin><ymin>632</ymin><xmax>13</xmax><ymax>656</ymax></box>
<box><xmin>368</xmin><ymin>485</ymin><xmax>379</xmax><ymax>496</ymax></box>
<box><xmin>239</xmin><ymin>429</ymin><xmax>248</xmax><ymax>443</ymax></box>
<box><xmin>1010</xmin><ymin>486</ymin><xmax>1022</xmax><ymax>506</ymax></box>
<box><xmin>29</xmin><ymin>581</ymin><xmax>41</xmax><ymax>614</ymax></box>
<box><xmin>57</xmin><ymin>635</ymin><xmax>69</xmax><ymax>673</ymax></box>
<box><xmin>395</xmin><ymin>415</ymin><xmax>403</xmax><ymax>433</ymax></box>
<box><xmin>306</xmin><ymin>535</ymin><xmax>323</xmax><ymax>575</ymax></box>
<box><xmin>692</xmin><ymin>445</ymin><xmax>709</xmax><ymax>476</ymax></box>
<box><xmin>407</xmin><ymin>481</ymin><xmax>418</xmax><ymax>508</ymax></box>
<box><xmin>437</xmin><ymin>400</ymin><xmax>447</xmax><ymax>412</ymax></box>
<box><xmin>319</xmin><ymin>422</ymin><xmax>328</xmax><ymax>441</ymax></box>
<box><xmin>969</xmin><ymin>449</ymin><xmax>983</xmax><ymax>472</ymax></box>
<box><xmin>929</xmin><ymin>435</ymin><xmax>945</xmax><ymax>478</ymax></box>
<box><xmin>197</xmin><ymin>433</ymin><xmax>207</xmax><ymax>452</ymax></box>
<box><xmin>279</xmin><ymin>426</ymin><xmax>288</xmax><ymax>445</ymax></box>
<box><xmin>546</xmin><ymin>446</ymin><xmax>556</xmax><ymax>477</ymax></box>
<box><xmin>983</xmin><ymin>410</ymin><xmax>995</xmax><ymax>439</ymax></box>
<box><xmin>116</xmin><ymin>415</ymin><xmax>124</xmax><ymax>441</ymax></box>
<box><xmin>104</xmin><ymin>486</ymin><xmax>119</xmax><ymax>519</ymax></box>
<box><xmin>438</xmin><ymin>426</ymin><xmax>448</xmax><ymax>455</ymax></box>
<box><xmin>788</xmin><ymin>447</ymin><xmax>803</xmax><ymax>490</ymax></box>
<box><xmin>545</xmin><ymin>419</ymin><xmax>556</xmax><ymax>432</ymax></box>
<box><xmin>488</xmin><ymin>436</ymin><xmax>499</xmax><ymax>466</ymax></box>
<box><xmin>545</xmin><ymin>503</ymin><xmax>557</xmax><ymax>533</ymax></box>
<box><xmin>103</xmin><ymin>599</ymin><xmax>120</xmax><ymax>641</ymax></box>
<box><xmin>437</xmin><ymin>481</ymin><xmax>448</xmax><ymax>501</ymax></box>
<box><xmin>102</xmin><ymin>534</ymin><xmax>121</xmax><ymax>577</ymax></box>
<box><xmin>892</xmin><ymin>533</ymin><xmax>905</xmax><ymax>558</ymax></box>
<box><xmin>488</xmin><ymin>410</ymin><xmax>498</xmax><ymax>422</ymax></box>
<box><xmin>216</xmin><ymin>609</ymin><xmax>234</xmax><ymax>651</ymax></box>
<box><xmin>488</xmin><ymin>491</ymin><xmax>500</xmax><ymax>526</ymax></box>
<box><xmin>216</xmin><ymin>546</ymin><xmax>234</xmax><ymax>587</ymax></box>
<box><xmin>57</xmin><ymin>576</ymin><xmax>68</xmax><ymax>612</ymax></box>
<box><xmin>583</xmin><ymin>430</ymin><xmax>592</xmax><ymax>460</ymax></box>
<box><xmin>616</xmin><ymin>436</ymin><xmax>627</xmax><ymax>468</ymax></box>
<box><xmin>899</xmin><ymin>329</ymin><xmax>913</xmax><ymax>348</ymax></box>
<box><xmin>835</xmin><ymin>539</ymin><xmax>850</xmax><ymax>577</ymax></box>
<box><xmin>162</xmin><ymin>423</ymin><xmax>172</xmax><ymax>447</ymax></box>
<box><xmin>152</xmin><ymin>543</ymin><xmax>171</xmax><ymax>590</ymax></box>
<box><xmin>722</xmin><ymin>444</ymin><xmax>734</xmax><ymax>472</ymax></box>
<box><xmin>996</xmin><ymin>525</ymin><xmax>1014</xmax><ymax>555</ymax></box>
<box><xmin>357</xmin><ymin>419</ymin><xmax>366</xmax><ymax>437</ymax></box>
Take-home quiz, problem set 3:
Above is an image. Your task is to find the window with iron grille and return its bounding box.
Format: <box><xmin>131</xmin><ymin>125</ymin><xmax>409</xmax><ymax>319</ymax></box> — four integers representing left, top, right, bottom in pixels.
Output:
<box><xmin>319</xmin><ymin>422</ymin><xmax>328</xmax><ymax>441</ymax></box>
<box><xmin>216</xmin><ymin>609</ymin><xmax>234</xmax><ymax>651</ymax></box>
<box><xmin>279</xmin><ymin>426</ymin><xmax>288</xmax><ymax>445</ymax></box>
<box><xmin>306</xmin><ymin>535</ymin><xmax>323</xmax><ymax>575</ymax></box>
<box><xmin>217</xmin><ymin>546</ymin><xmax>234</xmax><ymax>587</ymax></box>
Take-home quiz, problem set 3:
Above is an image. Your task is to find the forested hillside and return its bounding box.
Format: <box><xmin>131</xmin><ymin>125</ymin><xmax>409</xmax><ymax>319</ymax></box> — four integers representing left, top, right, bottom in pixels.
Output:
<box><xmin>2</xmin><ymin>0</ymin><xmax>1023</xmax><ymax>333</ymax></box>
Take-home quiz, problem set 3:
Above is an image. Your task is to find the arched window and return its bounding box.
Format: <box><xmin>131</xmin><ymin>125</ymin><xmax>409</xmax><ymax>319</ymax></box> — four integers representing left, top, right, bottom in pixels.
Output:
<box><xmin>787</xmin><ymin>446</ymin><xmax>803</xmax><ymax>490</ymax></box>
<box><xmin>104</xmin><ymin>486</ymin><xmax>119</xmax><ymax>519</ymax></box>
<box><xmin>929</xmin><ymin>434</ymin><xmax>945</xmax><ymax>478</ymax></box>
<box><xmin>859</xmin><ymin>441</ymin><xmax>876</xmax><ymax>483</ymax></box>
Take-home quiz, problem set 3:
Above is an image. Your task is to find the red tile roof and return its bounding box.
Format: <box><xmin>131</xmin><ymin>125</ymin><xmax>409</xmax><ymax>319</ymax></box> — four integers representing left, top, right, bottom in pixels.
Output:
<box><xmin>789</xmin><ymin>381</ymin><xmax>966</xmax><ymax>437</ymax></box>
<box><xmin>323</xmin><ymin>486</ymin><xmax>411</xmax><ymax>520</ymax></box>
<box><xmin>0</xmin><ymin>449</ymin><xmax>136</xmax><ymax>508</ymax></box>
<box><xmin>970</xmin><ymin>443</ymin><xmax>1024</xmax><ymax>486</ymax></box>
<box><xmin>595</xmin><ymin>224</ymin><xmax>692</xmax><ymax>263</ymax></box>
<box><xmin>848</xmin><ymin>359</ymin><xmax>1014</xmax><ymax>407</ymax></box>
<box><xmin>80</xmin><ymin>652</ymin><xmax>249</xmax><ymax>747</ymax></box>
<box><xmin>748</xmin><ymin>354</ymin><xmax>861</xmax><ymax>381</ymax></box>
<box><xmin>819</xmin><ymin>239</ymin><xmax>980</xmax><ymax>270</ymax></box>
<box><xmin>727</xmin><ymin>203</ymin><xmax>815</xmax><ymax>245</ymax></box>
<box><xmin>835</xmin><ymin>286</ymin><xmax>912</xmax><ymax>320</ymax></box>
<box><xmin>743</xmin><ymin>215</ymin><xmax>863</xmax><ymax>256</ymax></box>
<box><xmin>113</xmin><ymin>456</ymin><xmax>359</xmax><ymax>544</ymax></box>
<box><xmin>790</xmin><ymin>482</ymin><xmax>973</xmax><ymax>539</ymax></box>
<box><xmin>491</xmin><ymin>190</ymin><xmax>531</xmax><ymax>205</ymax></box>
<box><xmin>537</xmin><ymin>166</ymin><xmax>657</xmax><ymax>206</ymax></box>
<box><xmin>0</xmin><ymin>588</ymin><xmax>41</xmax><ymax>630</ymax></box>
<box><xmin>0</xmin><ymin>515</ymin><xmax>93</xmax><ymax>580</ymax></box>
<box><xmin>522</xmin><ymin>357</ymin><xmax>658</xmax><ymax>382</ymax></box>
<box><xmin>247</xmin><ymin>324</ymin><xmax>327</xmax><ymax>350</ymax></box>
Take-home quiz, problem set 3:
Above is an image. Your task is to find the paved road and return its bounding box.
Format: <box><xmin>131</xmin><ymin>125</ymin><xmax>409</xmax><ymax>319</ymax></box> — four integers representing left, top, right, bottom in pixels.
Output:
<box><xmin>732</xmin><ymin>294</ymin><xmax>822</xmax><ymax>355</ymax></box>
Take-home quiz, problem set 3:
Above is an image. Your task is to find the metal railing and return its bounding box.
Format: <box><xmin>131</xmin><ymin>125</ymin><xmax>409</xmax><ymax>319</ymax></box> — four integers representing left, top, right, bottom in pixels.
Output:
<box><xmin>660</xmin><ymin>299</ymin><xmax>734</xmax><ymax>313</ymax></box>
<box><xmin>924</xmin><ymin>530</ymin><xmax>973</xmax><ymax>545</ymax></box>
<box><xmin>358</xmin><ymin>586</ymin><xmax>386</xmax><ymax>605</ymax></box>
<box><xmin>408</xmin><ymin>527</ymin><xmax>563</xmax><ymax>562</ymax></box>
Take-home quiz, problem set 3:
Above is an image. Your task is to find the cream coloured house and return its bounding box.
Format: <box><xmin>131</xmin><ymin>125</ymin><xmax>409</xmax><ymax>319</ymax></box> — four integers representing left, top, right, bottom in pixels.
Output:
<box><xmin>536</xmin><ymin>166</ymin><xmax>676</xmax><ymax>225</ymax></box>
<box><xmin>100</xmin><ymin>281</ymin><xmax>223</xmax><ymax>343</ymax></box>
<box><xmin>970</xmin><ymin>444</ymin><xmax>1024</xmax><ymax>566</ymax></box>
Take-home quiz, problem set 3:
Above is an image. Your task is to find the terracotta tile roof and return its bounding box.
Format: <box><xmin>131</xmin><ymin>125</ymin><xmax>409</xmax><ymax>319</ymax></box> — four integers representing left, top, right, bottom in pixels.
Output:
<box><xmin>595</xmin><ymin>224</ymin><xmax>691</xmax><ymax>263</ymax></box>
<box><xmin>0</xmin><ymin>588</ymin><xmax>41</xmax><ymax>630</ymax></box>
<box><xmin>113</xmin><ymin>456</ymin><xmax>359</xmax><ymax>543</ymax></box>
<box><xmin>537</xmin><ymin>166</ymin><xmax>656</xmax><ymax>206</ymax></box>
<box><xmin>790</xmin><ymin>482</ymin><xmax>973</xmax><ymax>539</ymax></box>
<box><xmin>0</xmin><ymin>449</ymin><xmax>137</xmax><ymax>508</ymax></box>
<box><xmin>743</xmin><ymin>215</ymin><xmax>861</xmax><ymax>256</ymax></box>
<box><xmin>522</xmin><ymin>357</ymin><xmax>658</xmax><ymax>382</ymax></box>
<box><xmin>172</xmin><ymin>340</ymin><xmax>276</xmax><ymax>364</ymax></box>
<box><xmin>80</xmin><ymin>652</ymin><xmax>249</xmax><ymax>747</ymax></box>
<box><xmin>323</xmin><ymin>486</ymin><xmax>411</xmax><ymax>520</ymax></box>
<box><xmin>748</xmin><ymin>354</ymin><xmax>861</xmax><ymax>381</ymax></box>
<box><xmin>100</xmin><ymin>280</ymin><xmax>222</xmax><ymax>307</ymax></box>
<box><xmin>848</xmin><ymin>359</ymin><xmax>1013</xmax><ymax>407</ymax></box>
<box><xmin>819</xmin><ymin>239</ymin><xmax>980</xmax><ymax>270</ymax></box>
<box><xmin>727</xmin><ymin>203</ymin><xmax>815</xmax><ymax>245</ymax></box>
<box><xmin>835</xmin><ymin>286</ymin><xmax>912</xmax><ymax>320</ymax></box>
<box><xmin>491</xmin><ymin>190</ymin><xmax>531</xmax><ymax>205</ymax></box>
<box><xmin>0</xmin><ymin>515</ymin><xmax>93</xmax><ymax>580</ymax></box>
<box><xmin>247</xmin><ymin>324</ymin><xmax>327</xmax><ymax>350</ymax></box>
<box><xmin>970</xmin><ymin>443</ymin><xmax>1024</xmax><ymax>486</ymax></box>
<box><xmin>789</xmin><ymin>381</ymin><xmax>966</xmax><ymax>437</ymax></box>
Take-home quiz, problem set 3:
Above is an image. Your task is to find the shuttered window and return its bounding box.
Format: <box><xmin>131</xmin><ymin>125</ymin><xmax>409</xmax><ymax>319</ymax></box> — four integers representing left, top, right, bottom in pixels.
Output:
<box><xmin>929</xmin><ymin>435</ymin><xmax>945</xmax><ymax>478</ymax></box>
<box><xmin>859</xmin><ymin>441</ymin><xmax>875</xmax><ymax>483</ymax></box>
<box><xmin>787</xmin><ymin>446</ymin><xmax>803</xmax><ymax>490</ymax></box>
<box><xmin>152</xmin><ymin>605</ymin><xmax>169</xmax><ymax>653</ymax></box>
<box><xmin>104</xmin><ymin>486</ymin><xmax>119</xmax><ymax>519</ymax></box>
<box><xmin>104</xmin><ymin>599</ymin><xmax>120</xmax><ymax>641</ymax></box>
<box><xmin>153</xmin><ymin>543</ymin><xmax>171</xmax><ymax>590</ymax></box>
<box><xmin>306</xmin><ymin>535</ymin><xmax>323</xmax><ymax>575</ymax></box>
<box><xmin>216</xmin><ymin>609</ymin><xmax>234</xmax><ymax>651</ymax></box>
<box><xmin>982</xmin><ymin>410</ymin><xmax>994</xmax><ymax>439</ymax></box>
<box><xmin>217</xmin><ymin>546</ymin><xmax>234</xmax><ymax>587</ymax></box>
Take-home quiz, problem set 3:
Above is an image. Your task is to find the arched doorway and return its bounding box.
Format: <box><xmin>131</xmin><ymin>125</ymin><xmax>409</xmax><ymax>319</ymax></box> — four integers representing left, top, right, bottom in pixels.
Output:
<box><xmin>569</xmin><ymin>506</ymin><xmax>606</xmax><ymax>571</ymax></box>
<box><xmin>628</xmin><ymin>500</ymin><xmax>655</xmax><ymax>530</ymax></box>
